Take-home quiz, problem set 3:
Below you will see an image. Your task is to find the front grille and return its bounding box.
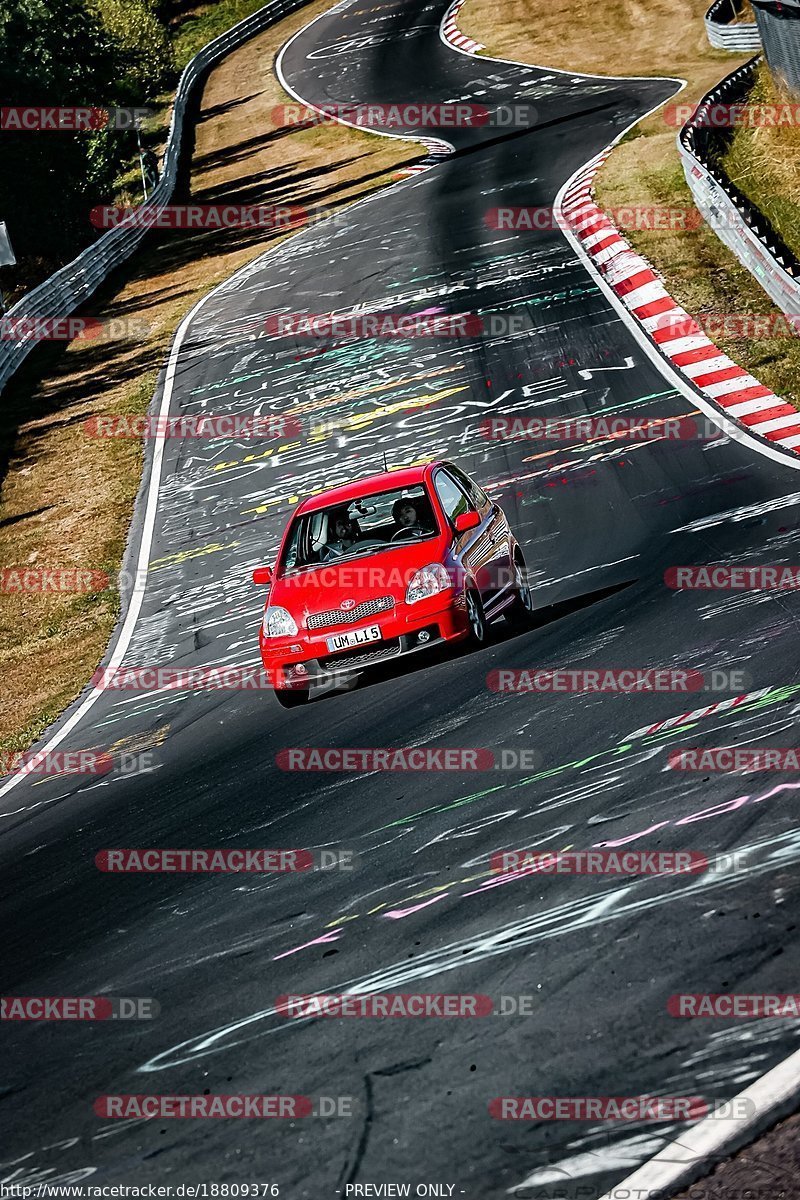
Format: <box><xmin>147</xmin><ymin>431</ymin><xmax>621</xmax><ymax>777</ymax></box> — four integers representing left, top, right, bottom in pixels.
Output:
<box><xmin>307</xmin><ymin>595</ymin><xmax>394</xmax><ymax>631</ymax></box>
<box><xmin>319</xmin><ymin>639</ymin><xmax>402</xmax><ymax>670</ymax></box>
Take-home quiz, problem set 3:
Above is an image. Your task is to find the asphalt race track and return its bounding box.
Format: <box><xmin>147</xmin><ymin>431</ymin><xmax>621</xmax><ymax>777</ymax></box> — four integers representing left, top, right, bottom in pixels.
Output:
<box><xmin>3</xmin><ymin>1</ymin><xmax>800</xmax><ymax>1196</ymax></box>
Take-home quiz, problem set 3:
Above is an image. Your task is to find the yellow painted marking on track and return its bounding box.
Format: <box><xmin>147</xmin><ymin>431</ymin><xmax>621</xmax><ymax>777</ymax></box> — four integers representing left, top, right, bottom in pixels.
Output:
<box><xmin>217</xmin><ymin>388</ymin><xmax>466</xmax><ymax>475</ymax></box>
<box><xmin>29</xmin><ymin>723</ymin><xmax>173</xmax><ymax>788</ymax></box>
<box><xmin>150</xmin><ymin>541</ymin><xmax>240</xmax><ymax>571</ymax></box>
<box><xmin>212</xmin><ymin>442</ymin><xmax>303</xmax><ymax>473</ymax></box>
<box><xmin>394</xmin><ymin>882</ymin><xmax>452</xmax><ymax>903</ymax></box>
<box><xmin>107</xmin><ymin>724</ymin><xmax>171</xmax><ymax>755</ymax></box>
<box><xmin>289</xmin><ymin>366</ymin><xmax>463</xmax><ymax>414</ymax></box>
<box><xmin>241</xmin><ymin>457</ymin><xmax>436</xmax><ymax>515</ymax></box>
<box><xmin>344</xmin><ymin>386</ymin><xmax>468</xmax><ymax>430</ymax></box>
<box><xmin>241</xmin><ymin>495</ymin><xmax>292</xmax><ymax>516</ymax></box>
<box><xmin>457</xmin><ymin>870</ymin><xmax>494</xmax><ymax>885</ymax></box>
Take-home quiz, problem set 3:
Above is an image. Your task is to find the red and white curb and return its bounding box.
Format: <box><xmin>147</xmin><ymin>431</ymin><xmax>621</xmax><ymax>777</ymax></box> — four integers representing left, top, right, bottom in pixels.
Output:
<box><xmin>441</xmin><ymin>0</ymin><xmax>484</xmax><ymax>54</ymax></box>
<box><xmin>559</xmin><ymin>149</ymin><xmax>800</xmax><ymax>454</ymax></box>
<box><xmin>394</xmin><ymin>135</ymin><xmax>454</xmax><ymax>177</ymax></box>
<box><xmin>625</xmin><ymin>687</ymin><xmax>771</xmax><ymax>742</ymax></box>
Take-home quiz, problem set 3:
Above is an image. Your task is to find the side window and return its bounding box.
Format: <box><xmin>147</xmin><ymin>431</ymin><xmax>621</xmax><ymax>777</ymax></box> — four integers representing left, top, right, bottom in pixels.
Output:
<box><xmin>281</xmin><ymin>520</ymin><xmax>301</xmax><ymax>571</ymax></box>
<box><xmin>448</xmin><ymin>465</ymin><xmax>489</xmax><ymax>511</ymax></box>
<box><xmin>433</xmin><ymin>470</ymin><xmax>470</xmax><ymax>523</ymax></box>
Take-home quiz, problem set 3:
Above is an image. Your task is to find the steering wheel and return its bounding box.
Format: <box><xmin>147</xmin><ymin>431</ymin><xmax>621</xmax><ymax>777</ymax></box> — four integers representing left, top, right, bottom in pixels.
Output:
<box><xmin>390</xmin><ymin>526</ymin><xmax>422</xmax><ymax>542</ymax></box>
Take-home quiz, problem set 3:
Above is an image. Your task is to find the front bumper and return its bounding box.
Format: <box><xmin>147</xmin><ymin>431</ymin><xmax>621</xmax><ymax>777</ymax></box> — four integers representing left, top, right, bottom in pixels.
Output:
<box><xmin>260</xmin><ymin>594</ymin><xmax>467</xmax><ymax>691</ymax></box>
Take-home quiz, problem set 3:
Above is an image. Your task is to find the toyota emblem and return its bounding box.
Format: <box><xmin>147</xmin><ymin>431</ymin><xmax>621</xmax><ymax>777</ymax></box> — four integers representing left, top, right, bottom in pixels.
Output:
<box><xmin>340</xmin><ymin>599</ymin><xmax>356</xmax><ymax>611</ymax></box>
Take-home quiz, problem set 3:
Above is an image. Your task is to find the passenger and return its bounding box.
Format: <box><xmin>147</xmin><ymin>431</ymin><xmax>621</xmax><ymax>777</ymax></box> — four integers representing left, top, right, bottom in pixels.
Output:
<box><xmin>320</xmin><ymin>509</ymin><xmax>359</xmax><ymax>560</ymax></box>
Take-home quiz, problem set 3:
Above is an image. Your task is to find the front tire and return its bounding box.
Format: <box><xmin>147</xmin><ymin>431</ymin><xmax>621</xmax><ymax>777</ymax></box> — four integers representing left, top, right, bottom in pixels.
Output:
<box><xmin>464</xmin><ymin>586</ymin><xmax>488</xmax><ymax>647</ymax></box>
<box><xmin>506</xmin><ymin>557</ymin><xmax>537</xmax><ymax>629</ymax></box>
<box><xmin>274</xmin><ymin>687</ymin><xmax>310</xmax><ymax>708</ymax></box>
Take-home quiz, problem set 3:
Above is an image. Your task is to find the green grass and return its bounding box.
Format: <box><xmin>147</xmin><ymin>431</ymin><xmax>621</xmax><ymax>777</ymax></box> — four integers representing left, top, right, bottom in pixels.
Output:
<box><xmin>171</xmin><ymin>0</ymin><xmax>271</xmax><ymax>66</ymax></box>
<box><xmin>722</xmin><ymin>62</ymin><xmax>800</xmax><ymax>262</ymax></box>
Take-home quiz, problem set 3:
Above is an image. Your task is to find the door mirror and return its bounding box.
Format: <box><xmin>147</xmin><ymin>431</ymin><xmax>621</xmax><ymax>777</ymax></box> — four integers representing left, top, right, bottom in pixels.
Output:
<box><xmin>454</xmin><ymin>510</ymin><xmax>481</xmax><ymax>534</ymax></box>
<box><xmin>252</xmin><ymin>565</ymin><xmax>273</xmax><ymax>585</ymax></box>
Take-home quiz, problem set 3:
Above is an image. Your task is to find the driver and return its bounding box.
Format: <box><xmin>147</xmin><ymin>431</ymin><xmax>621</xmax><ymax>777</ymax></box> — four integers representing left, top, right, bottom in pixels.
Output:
<box><xmin>391</xmin><ymin>497</ymin><xmax>429</xmax><ymax>537</ymax></box>
<box><xmin>321</xmin><ymin>509</ymin><xmax>359</xmax><ymax>560</ymax></box>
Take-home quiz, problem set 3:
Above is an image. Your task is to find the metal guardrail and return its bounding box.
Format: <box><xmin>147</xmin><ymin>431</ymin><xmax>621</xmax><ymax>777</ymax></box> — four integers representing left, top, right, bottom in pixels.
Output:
<box><xmin>0</xmin><ymin>0</ymin><xmax>309</xmax><ymax>398</ymax></box>
<box><xmin>678</xmin><ymin>56</ymin><xmax>800</xmax><ymax>320</ymax></box>
<box><xmin>705</xmin><ymin>0</ymin><xmax>761</xmax><ymax>50</ymax></box>
<box><xmin>752</xmin><ymin>0</ymin><xmax>800</xmax><ymax>94</ymax></box>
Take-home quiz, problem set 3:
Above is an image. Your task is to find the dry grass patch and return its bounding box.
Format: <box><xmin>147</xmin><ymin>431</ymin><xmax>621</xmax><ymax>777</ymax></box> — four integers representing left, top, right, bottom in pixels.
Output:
<box><xmin>459</xmin><ymin>0</ymin><xmax>740</xmax><ymax>100</ymax></box>
<box><xmin>723</xmin><ymin>61</ymin><xmax>800</xmax><ymax>260</ymax></box>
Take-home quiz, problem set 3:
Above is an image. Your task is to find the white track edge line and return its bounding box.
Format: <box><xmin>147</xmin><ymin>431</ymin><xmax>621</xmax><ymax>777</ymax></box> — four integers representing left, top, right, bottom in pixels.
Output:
<box><xmin>553</xmin><ymin>162</ymin><xmax>800</xmax><ymax>471</ymax></box>
<box><xmin>0</xmin><ymin>284</ymin><xmax>201</xmax><ymax>802</ymax></box>
<box><xmin>276</xmin><ymin>1</ymin><xmax>456</xmax><ymax>158</ymax></box>
<box><xmin>597</xmin><ymin>1043</ymin><xmax>800</xmax><ymax>1200</ymax></box>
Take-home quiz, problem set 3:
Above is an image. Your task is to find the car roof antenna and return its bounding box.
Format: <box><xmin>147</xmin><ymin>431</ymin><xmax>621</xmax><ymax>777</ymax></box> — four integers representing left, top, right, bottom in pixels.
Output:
<box><xmin>382</xmin><ymin>450</ymin><xmax>388</xmax><ymax>473</ymax></box>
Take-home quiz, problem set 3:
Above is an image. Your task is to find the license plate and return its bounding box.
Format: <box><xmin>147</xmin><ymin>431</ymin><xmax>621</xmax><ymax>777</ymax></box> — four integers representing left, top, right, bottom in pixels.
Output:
<box><xmin>326</xmin><ymin>624</ymin><xmax>381</xmax><ymax>654</ymax></box>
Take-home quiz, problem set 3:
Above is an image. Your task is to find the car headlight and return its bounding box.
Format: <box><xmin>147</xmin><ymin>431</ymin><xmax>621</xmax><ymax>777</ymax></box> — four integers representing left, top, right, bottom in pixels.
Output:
<box><xmin>405</xmin><ymin>563</ymin><xmax>452</xmax><ymax>605</ymax></box>
<box><xmin>263</xmin><ymin>605</ymin><xmax>298</xmax><ymax>637</ymax></box>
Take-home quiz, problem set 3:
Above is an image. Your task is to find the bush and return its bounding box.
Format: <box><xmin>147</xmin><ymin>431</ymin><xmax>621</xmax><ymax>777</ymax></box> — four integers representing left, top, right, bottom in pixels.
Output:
<box><xmin>93</xmin><ymin>0</ymin><xmax>175</xmax><ymax>100</ymax></box>
<box><xmin>0</xmin><ymin>0</ymin><xmax>174</xmax><ymax>283</ymax></box>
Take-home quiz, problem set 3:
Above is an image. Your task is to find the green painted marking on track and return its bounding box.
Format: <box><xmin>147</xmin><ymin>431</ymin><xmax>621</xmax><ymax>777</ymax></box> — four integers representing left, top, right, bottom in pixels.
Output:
<box><xmin>369</xmin><ymin>785</ymin><xmax>506</xmax><ymax>834</ymax></box>
<box><xmin>367</xmin><ymin>686</ymin><xmax>800</xmax><ymax>835</ymax></box>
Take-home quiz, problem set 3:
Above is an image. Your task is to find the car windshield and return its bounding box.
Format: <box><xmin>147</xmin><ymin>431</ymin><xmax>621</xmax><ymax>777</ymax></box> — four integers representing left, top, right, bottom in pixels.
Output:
<box><xmin>279</xmin><ymin>484</ymin><xmax>439</xmax><ymax>572</ymax></box>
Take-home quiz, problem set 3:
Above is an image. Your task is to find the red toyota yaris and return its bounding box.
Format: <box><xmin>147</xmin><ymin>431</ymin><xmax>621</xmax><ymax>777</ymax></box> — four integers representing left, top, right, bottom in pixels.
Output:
<box><xmin>253</xmin><ymin>460</ymin><xmax>534</xmax><ymax>706</ymax></box>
